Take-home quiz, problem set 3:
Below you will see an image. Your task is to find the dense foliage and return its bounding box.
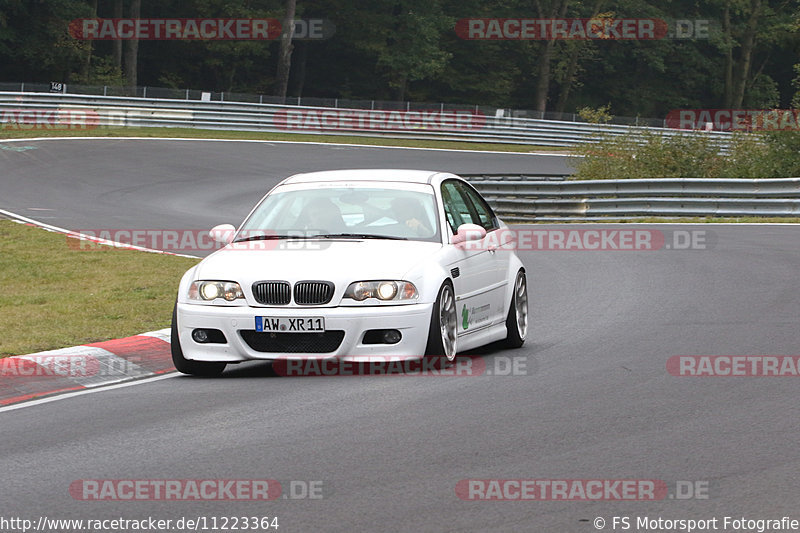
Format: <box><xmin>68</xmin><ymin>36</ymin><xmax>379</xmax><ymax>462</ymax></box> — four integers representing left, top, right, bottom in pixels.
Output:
<box><xmin>0</xmin><ymin>0</ymin><xmax>798</xmax><ymax>117</ymax></box>
<box><xmin>571</xmin><ymin>130</ymin><xmax>800</xmax><ymax>178</ymax></box>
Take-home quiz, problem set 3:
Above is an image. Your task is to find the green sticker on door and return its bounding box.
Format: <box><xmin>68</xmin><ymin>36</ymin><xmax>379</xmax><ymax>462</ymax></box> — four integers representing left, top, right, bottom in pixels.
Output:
<box><xmin>462</xmin><ymin>304</ymin><xmax>490</xmax><ymax>331</ymax></box>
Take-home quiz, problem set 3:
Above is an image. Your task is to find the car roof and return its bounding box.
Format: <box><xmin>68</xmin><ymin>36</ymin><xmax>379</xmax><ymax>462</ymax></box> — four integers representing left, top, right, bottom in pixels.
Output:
<box><xmin>281</xmin><ymin>169</ymin><xmax>456</xmax><ymax>185</ymax></box>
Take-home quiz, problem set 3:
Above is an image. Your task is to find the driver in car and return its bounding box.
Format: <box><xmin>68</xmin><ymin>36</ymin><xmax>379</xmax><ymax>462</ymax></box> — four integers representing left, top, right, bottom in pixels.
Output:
<box><xmin>392</xmin><ymin>197</ymin><xmax>433</xmax><ymax>236</ymax></box>
<box><xmin>300</xmin><ymin>197</ymin><xmax>347</xmax><ymax>234</ymax></box>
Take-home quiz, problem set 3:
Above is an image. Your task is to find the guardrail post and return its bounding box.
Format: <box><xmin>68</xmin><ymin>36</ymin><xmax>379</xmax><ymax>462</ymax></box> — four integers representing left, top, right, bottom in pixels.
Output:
<box><xmin>185</xmin><ymin>89</ymin><xmax>189</xmax><ymax>99</ymax></box>
<box><xmin>143</xmin><ymin>86</ymin><xmax>147</xmax><ymax>98</ymax></box>
<box><xmin>20</xmin><ymin>82</ymin><xmax>24</xmax><ymax>92</ymax></box>
<box><xmin>103</xmin><ymin>85</ymin><xmax>107</xmax><ymax>96</ymax></box>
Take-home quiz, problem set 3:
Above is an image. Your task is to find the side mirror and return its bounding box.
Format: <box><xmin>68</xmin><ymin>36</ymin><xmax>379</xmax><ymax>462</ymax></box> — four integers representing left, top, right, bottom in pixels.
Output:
<box><xmin>452</xmin><ymin>223</ymin><xmax>486</xmax><ymax>245</ymax></box>
<box><xmin>209</xmin><ymin>224</ymin><xmax>236</xmax><ymax>244</ymax></box>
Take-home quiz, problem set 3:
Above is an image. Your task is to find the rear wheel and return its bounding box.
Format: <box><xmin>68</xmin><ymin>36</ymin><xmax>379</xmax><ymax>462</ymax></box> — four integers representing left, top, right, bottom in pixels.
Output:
<box><xmin>504</xmin><ymin>270</ymin><xmax>528</xmax><ymax>348</ymax></box>
<box><xmin>171</xmin><ymin>303</ymin><xmax>226</xmax><ymax>376</ymax></box>
<box><xmin>425</xmin><ymin>281</ymin><xmax>458</xmax><ymax>363</ymax></box>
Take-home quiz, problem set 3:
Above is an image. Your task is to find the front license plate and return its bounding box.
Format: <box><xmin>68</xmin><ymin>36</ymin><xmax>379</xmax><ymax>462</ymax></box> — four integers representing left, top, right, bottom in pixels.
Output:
<box><xmin>255</xmin><ymin>316</ymin><xmax>325</xmax><ymax>333</ymax></box>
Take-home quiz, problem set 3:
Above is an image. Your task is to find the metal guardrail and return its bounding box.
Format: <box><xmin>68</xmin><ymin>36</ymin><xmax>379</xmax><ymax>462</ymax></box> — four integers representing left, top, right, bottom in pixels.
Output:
<box><xmin>0</xmin><ymin>92</ymin><xmax>733</xmax><ymax>148</ymax></box>
<box><xmin>464</xmin><ymin>175</ymin><xmax>800</xmax><ymax>220</ymax></box>
<box><xmin>0</xmin><ymin>81</ymin><xmax>685</xmax><ymax>128</ymax></box>
<box><xmin>1</xmin><ymin>94</ymin><xmax>782</xmax><ymax>219</ymax></box>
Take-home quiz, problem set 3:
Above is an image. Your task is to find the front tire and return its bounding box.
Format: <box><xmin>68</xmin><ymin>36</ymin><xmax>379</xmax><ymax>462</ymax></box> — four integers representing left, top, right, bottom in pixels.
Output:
<box><xmin>425</xmin><ymin>281</ymin><xmax>458</xmax><ymax>362</ymax></box>
<box><xmin>171</xmin><ymin>303</ymin><xmax>226</xmax><ymax>376</ymax></box>
<box><xmin>504</xmin><ymin>270</ymin><xmax>528</xmax><ymax>348</ymax></box>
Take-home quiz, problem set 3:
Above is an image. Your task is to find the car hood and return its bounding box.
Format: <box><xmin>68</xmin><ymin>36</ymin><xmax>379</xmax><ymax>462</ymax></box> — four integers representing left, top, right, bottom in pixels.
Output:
<box><xmin>195</xmin><ymin>238</ymin><xmax>442</xmax><ymax>286</ymax></box>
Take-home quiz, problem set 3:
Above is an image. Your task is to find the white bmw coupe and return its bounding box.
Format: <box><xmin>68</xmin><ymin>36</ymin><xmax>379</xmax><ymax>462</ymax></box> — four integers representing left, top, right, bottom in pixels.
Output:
<box><xmin>172</xmin><ymin>169</ymin><xmax>528</xmax><ymax>375</ymax></box>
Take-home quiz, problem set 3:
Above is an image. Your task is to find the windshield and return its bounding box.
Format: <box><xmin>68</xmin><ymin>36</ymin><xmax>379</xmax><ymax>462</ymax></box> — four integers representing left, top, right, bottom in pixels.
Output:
<box><xmin>238</xmin><ymin>184</ymin><xmax>440</xmax><ymax>243</ymax></box>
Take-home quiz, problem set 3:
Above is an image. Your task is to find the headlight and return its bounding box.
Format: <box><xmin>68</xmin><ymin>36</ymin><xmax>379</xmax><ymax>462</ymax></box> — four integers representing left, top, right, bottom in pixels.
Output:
<box><xmin>344</xmin><ymin>281</ymin><xmax>418</xmax><ymax>302</ymax></box>
<box><xmin>188</xmin><ymin>281</ymin><xmax>245</xmax><ymax>302</ymax></box>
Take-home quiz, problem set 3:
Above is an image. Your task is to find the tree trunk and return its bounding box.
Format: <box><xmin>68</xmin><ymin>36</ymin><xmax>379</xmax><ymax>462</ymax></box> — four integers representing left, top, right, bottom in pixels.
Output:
<box><xmin>722</xmin><ymin>5</ymin><xmax>732</xmax><ymax>107</ymax></box>
<box><xmin>274</xmin><ymin>0</ymin><xmax>297</xmax><ymax>100</ymax></box>
<box><xmin>113</xmin><ymin>0</ymin><xmax>123</xmax><ymax>70</ymax></box>
<box><xmin>123</xmin><ymin>0</ymin><xmax>141</xmax><ymax>88</ymax></box>
<box><xmin>731</xmin><ymin>0</ymin><xmax>761</xmax><ymax>108</ymax></box>
<box><xmin>533</xmin><ymin>0</ymin><xmax>570</xmax><ymax>112</ymax></box>
<box><xmin>292</xmin><ymin>42</ymin><xmax>309</xmax><ymax>97</ymax></box>
<box><xmin>226</xmin><ymin>66</ymin><xmax>237</xmax><ymax>93</ymax></box>
<box><xmin>534</xmin><ymin>41</ymin><xmax>554</xmax><ymax>112</ymax></box>
<box><xmin>83</xmin><ymin>0</ymin><xmax>98</xmax><ymax>81</ymax></box>
<box><xmin>555</xmin><ymin>0</ymin><xmax>601</xmax><ymax>113</ymax></box>
<box><xmin>554</xmin><ymin>42</ymin><xmax>580</xmax><ymax>113</ymax></box>
<box><xmin>393</xmin><ymin>74</ymin><xmax>408</xmax><ymax>102</ymax></box>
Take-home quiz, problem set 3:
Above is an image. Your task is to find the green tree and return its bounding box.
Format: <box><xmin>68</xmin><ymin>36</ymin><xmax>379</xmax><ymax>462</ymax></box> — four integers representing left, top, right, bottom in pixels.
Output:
<box><xmin>712</xmin><ymin>0</ymin><xmax>796</xmax><ymax>108</ymax></box>
<box><xmin>0</xmin><ymin>0</ymin><xmax>92</xmax><ymax>82</ymax></box>
<box><xmin>337</xmin><ymin>0</ymin><xmax>452</xmax><ymax>101</ymax></box>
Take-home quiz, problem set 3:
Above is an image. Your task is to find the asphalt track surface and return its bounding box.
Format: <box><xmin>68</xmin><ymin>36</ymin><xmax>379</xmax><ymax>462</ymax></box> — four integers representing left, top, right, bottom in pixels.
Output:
<box><xmin>2</xmin><ymin>139</ymin><xmax>800</xmax><ymax>532</ymax></box>
<box><xmin>0</xmin><ymin>138</ymin><xmax>571</xmax><ymax>238</ymax></box>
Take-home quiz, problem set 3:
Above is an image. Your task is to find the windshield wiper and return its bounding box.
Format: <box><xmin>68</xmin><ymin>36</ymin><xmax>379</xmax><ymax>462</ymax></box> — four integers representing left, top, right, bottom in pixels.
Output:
<box><xmin>233</xmin><ymin>234</ymin><xmax>311</xmax><ymax>243</ymax></box>
<box><xmin>310</xmin><ymin>233</ymin><xmax>409</xmax><ymax>240</ymax></box>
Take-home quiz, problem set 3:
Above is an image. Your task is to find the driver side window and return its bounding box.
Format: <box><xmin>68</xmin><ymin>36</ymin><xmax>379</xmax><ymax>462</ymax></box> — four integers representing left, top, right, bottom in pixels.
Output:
<box><xmin>441</xmin><ymin>180</ymin><xmax>498</xmax><ymax>233</ymax></box>
<box><xmin>458</xmin><ymin>182</ymin><xmax>498</xmax><ymax>232</ymax></box>
<box><xmin>441</xmin><ymin>181</ymin><xmax>474</xmax><ymax>233</ymax></box>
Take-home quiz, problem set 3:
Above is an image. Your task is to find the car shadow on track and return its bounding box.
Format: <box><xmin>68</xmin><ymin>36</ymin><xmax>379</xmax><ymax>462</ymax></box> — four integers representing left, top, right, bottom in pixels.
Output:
<box><xmin>175</xmin><ymin>341</ymin><xmax>542</xmax><ymax>379</ymax></box>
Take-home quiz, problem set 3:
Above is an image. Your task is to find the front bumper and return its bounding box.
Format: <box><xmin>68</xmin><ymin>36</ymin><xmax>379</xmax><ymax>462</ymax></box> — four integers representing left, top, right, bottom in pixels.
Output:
<box><xmin>176</xmin><ymin>302</ymin><xmax>434</xmax><ymax>362</ymax></box>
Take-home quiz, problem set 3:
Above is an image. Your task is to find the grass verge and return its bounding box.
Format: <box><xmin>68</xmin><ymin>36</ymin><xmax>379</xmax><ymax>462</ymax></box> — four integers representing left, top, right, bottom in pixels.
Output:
<box><xmin>0</xmin><ymin>125</ymin><xmax>565</xmax><ymax>153</ymax></box>
<box><xmin>0</xmin><ymin>220</ymin><xmax>199</xmax><ymax>357</ymax></box>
